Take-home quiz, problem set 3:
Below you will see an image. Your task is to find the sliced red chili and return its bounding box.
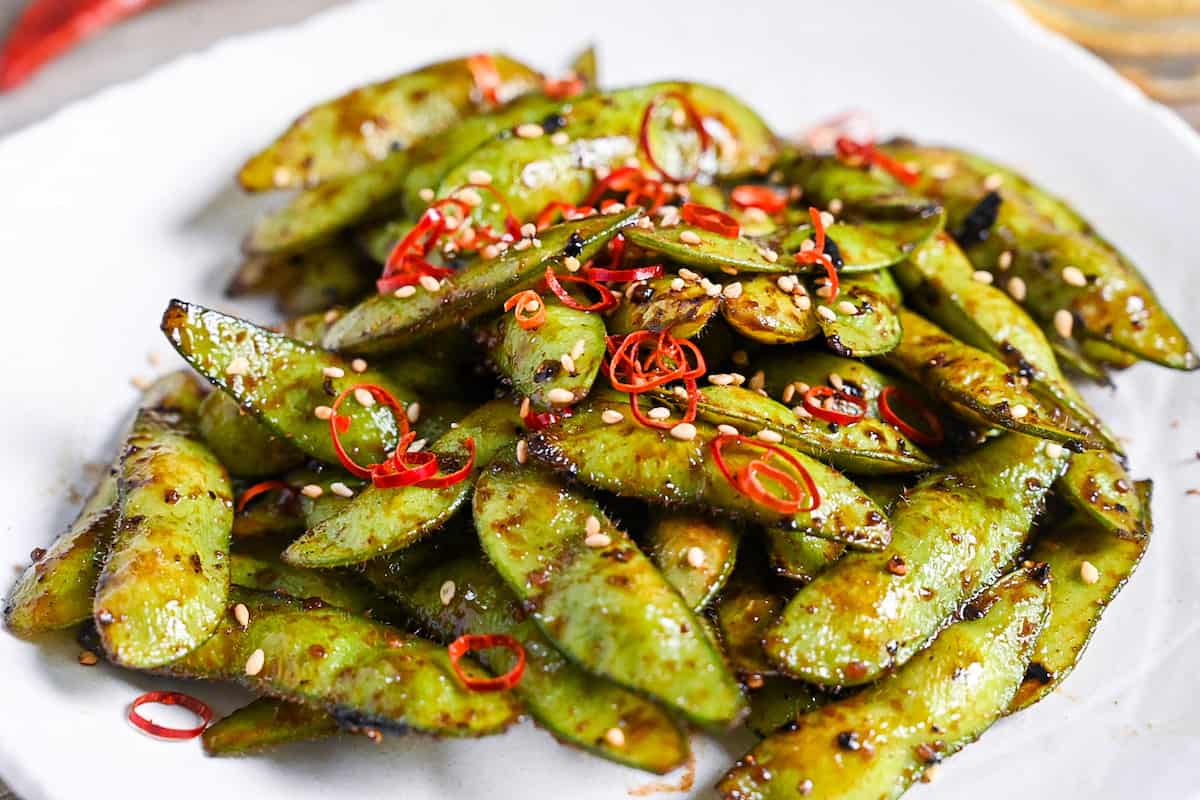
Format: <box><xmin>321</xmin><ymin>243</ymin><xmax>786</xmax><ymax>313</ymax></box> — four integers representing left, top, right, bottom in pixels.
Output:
<box><xmin>447</xmin><ymin>634</ymin><xmax>526</xmax><ymax>692</ymax></box>
<box><xmin>523</xmin><ymin>406</ymin><xmax>573</xmax><ymax>431</ymax></box>
<box><xmin>370</xmin><ymin>432</ymin><xmax>439</xmax><ymax>489</ymax></box>
<box><xmin>585</xmin><ymin>264</ymin><xmax>663</xmax><ymax>283</ymax></box>
<box><xmin>414</xmin><ymin>437</ymin><xmax>476</xmax><ymax>489</ymax></box>
<box><xmin>543</xmin><ymin>74</ymin><xmax>584</xmax><ymax>99</ymax></box>
<box><xmin>535</xmin><ymin>200</ymin><xmax>584</xmax><ymax>230</ymax></box>
<box><xmin>793</xmin><ymin>205</ymin><xmax>839</xmax><ymax>301</ymax></box>
<box><xmin>544</xmin><ymin>266</ymin><xmax>618</xmax><ymax>312</ymax></box>
<box><xmin>606</xmin><ymin>331</ymin><xmax>705</xmax><ymax>392</ymax></box>
<box><xmin>835</xmin><ymin>137</ymin><xmax>919</xmax><ymax>186</ymax></box>
<box><xmin>878</xmin><ymin>385</ymin><xmax>945</xmax><ymax>447</ymax></box>
<box><xmin>234</xmin><ymin>480</ymin><xmax>292</xmax><ymax>513</ymax></box>
<box><xmin>710</xmin><ymin>434</ymin><xmax>820</xmax><ymax>514</ymax></box>
<box><xmin>466</xmin><ymin>53</ymin><xmax>502</xmax><ymax>106</ymax></box>
<box><xmin>504</xmin><ymin>289</ymin><xmax>546</xmax><ymax>329</ymax></box>
<box><xmin>680</xmin><ymin>202</ymin><xmax>740</xmax><ymax>238</ymax></box>
<box><xmin>802</xmin><ymin>386</ymin><xmax>867</xmax><ymax>426</ymax></box>
<box><xmin>128</xmin><ymin>691</ymin><xmax>212</xmax><ymax>740</ymax></box>
<box><xmin>730</xmin><ymin>185</ymin><xmax>787</xmax><ymax>214</ymax></box>
<box><xmin>639</xmin><ymin>91</ymin><xmax>710</xmax><ymax>183</ymax></box>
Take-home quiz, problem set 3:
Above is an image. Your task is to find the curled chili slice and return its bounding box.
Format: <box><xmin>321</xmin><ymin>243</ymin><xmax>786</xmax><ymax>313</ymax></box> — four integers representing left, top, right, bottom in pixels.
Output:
<box><xmin>447</xmin><ymin>634</ymin><xmax>526</xmax><ymax>692</ymax></box>
<box><xmin>639</xmin><ymin>91</ymin><xmax>710</xmax><ymax>183</ymax></box>
<box><xmin>504</xmin><ymin>290</ymin><xmax>546</xmax><ymax>329</ymax></box>
<box><xmin>878</xmin><ymin>385</ymin><xmax>945</xmax><ymax>447</ymax></box>
<box><xmin>535</xmin><ymin>199</ymin><xmax>584</xmax><ymax>230</ymax></box>
<box><xmin>371</xmin><ymin>432</ymin><xmax>439</xmax><ymax>489</ymax></box>
<box><xmin>543</xmin><ymin>73</ymin><xmax>584</xmax><ymax>99</ymax></box>
<box><xmin>466</xmin><ymin>53</ymin><xmax>502</xmax><ymax>106</ymax></box>
<box><xmin>234</xmin><ymin>480</ymin><xmax>292</xmax><ymax>513</ymax></box>
<box><xmin>128</xmin><ymin>691</ymin><xmax>213</xmax><ymax>740</ymax></box>
<box><xmin>585</xmin><ymin>264</ymin><xmax>663</xmax><ymax>283</ymax></box>
<box><xmin>414</xmin><ymin>437</ymin><xmax>476</xmax><ymax>488</ymax></box>
<box><xmin>583</xmin><ymin>166</ymin><xmax>648</xmax><ymax>208</ymax></box>
<box><xmin>328</xmin><ymin>384</ymin><xmax>412</xmax><ymax>479</ymax></box>
<box><xmin>835</xmin><ymin>136</ymin><xmax>919</xmax><ymax>186</ymax></box>
<box><xmin>710</xmin><ymin>434</ymin><xmax>820</xmax><ymax>514</ymax></box>
<box><xmin>730</xmin><ymin>185</ymin><xmax>787</xmax><ymax>214</ymax></box>
<box><xmin>794</xmin><ymin>205</ymin><xmax>839</xmax><ymax>301</ymax></box>
<box><xmin>802</xmin><ymin>386</ymin><xmax>867</xmax><ymax>426</ymax></box>
<box><xmin>680</xmin><ymin>203</ymin><xmax>740</xmax><ymax>238</ymax></box>
<box><xmin>544</xmin><ymin>266</ymin><xmax>618</xmax><ymax>313</ymax></box>
<box><xmin>606</xmin><ymin>331</ymin><xmax>706</xmax><ymax>392</ymax></box>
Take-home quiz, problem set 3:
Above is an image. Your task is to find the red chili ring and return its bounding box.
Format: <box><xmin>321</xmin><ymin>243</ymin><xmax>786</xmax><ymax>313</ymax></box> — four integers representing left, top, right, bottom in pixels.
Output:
<box><xmin>731</xmin><ymin>185</ymin><xmax>787</xmax><ymax>214</ymax></box>
<box><xmin>680</xmin><ymin>203</ymin><xmax>740</xmax><ymax>238</ymax></box>
<box><xmin>585</xmin><ymin>264</ymin><xmax>664</xmax><ymax>283</ymax></box>
<box><xmin>544</xmin><ymin>266</ymin><xmax>618</xmax><ymax>313</ymax></box>
<box><xmin>466</xmin><ymin>53</ymin><xmax>502</xmax><ymax>106</ymax></box>
<box><xmin>412</xmin><ymin>437</ymin><xmax>476</xmax><ymax>489</ymax></box>
<box><xmin>523</xmin><ymin>406</ymin><xmax>573</xmax><ymax>431</ymax></box>
<box><xmin>878</xmin><ymin>385</ymin><xmax>945</xmax><ymax>447</ymax></box>
<box><xmin>328</xmin><ymin>384</ymin><xmax>412</xmax><ymax>479</ymax></box>
<box><xmin>128</xmin><ymin>691</ymin><xmax>213</xmax><ymax>740</ymax></box>
<box><xmin>638</xmin><ymin>91</ymin><xmax>710</xmax><ymax>183</ymax></box>
<box><xmin>802</xmin><ymin>386</ymin><xmax>867</xmax><ymax>426</ymax></box>
<box><xmin>234</xmin><ymin>480</ymin><xmax>292</xmax><ymax>513</ymax></box>
<box><xmin>447</xmin><ymin>634</ymin><xmax>526</xmax><ymax>692</ymax></box>
<box><xmin>710</xmin><ymin>434</ymin><xmax>820</xmax><ymax>514</ymax></box>
<box><xmin>835</xmin><ymin>136</ymin><xmax>920</xmax><ymax>186</ymax></box>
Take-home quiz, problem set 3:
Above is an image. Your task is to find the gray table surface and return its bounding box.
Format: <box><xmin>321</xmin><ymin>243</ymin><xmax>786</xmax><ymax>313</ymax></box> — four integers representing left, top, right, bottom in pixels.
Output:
<box><xmin>0</xmin><ymin>4</ymin><xmax>348</xmax><ymax>799</ymax></box>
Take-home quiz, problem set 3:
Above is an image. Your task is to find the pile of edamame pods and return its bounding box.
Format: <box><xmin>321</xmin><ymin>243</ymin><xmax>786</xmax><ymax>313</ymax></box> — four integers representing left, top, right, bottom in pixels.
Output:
<box><xmin>5</xmin><ymin>48</ymin><xmax>1191</xmax><ymax>799</ymax></box>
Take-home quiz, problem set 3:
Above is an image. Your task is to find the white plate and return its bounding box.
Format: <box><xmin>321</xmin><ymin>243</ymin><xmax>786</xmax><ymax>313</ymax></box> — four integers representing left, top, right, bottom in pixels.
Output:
<box><xmin>2</xmin><ymin>1</ymin><xmax>1200</xmax><ymax>797</ymax></box>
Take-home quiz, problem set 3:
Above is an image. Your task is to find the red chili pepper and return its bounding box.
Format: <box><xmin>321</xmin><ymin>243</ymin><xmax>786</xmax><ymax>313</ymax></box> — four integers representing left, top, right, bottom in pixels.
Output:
<box><xmin>544</xmin><ymin>265</ymin><xmax>618</xmax><ymax>313</ymax></box>
<box><xmin>447</xmin><ymin>634</ymin><xmax>526</xmax><ymax>692</ymax></box>
<box><xmin>466</xmin><ymin>53</ymin><xmax>502</xmax><ymax>106</ymax></box>
<box><xmin>234</xmin><ymin>480</ymin><xmax>292</xmax><ymax>514</ymax></box>
<box><xmin>581</xmin><ymin>165</ymin><xmax>667</xmax><ymax>215</ymax></box>
<box><xmin>710</xmin><ymin>434</ymin><xmax>820</xmax><ymax>514</ymax></box>
<box><xmin>639</xmin><ymin>91</ymin><xmax>710</xmax><ymax>183</ymax></box>
<box><xmin>504</xmin><ymin>289</ymin><xmax>546</xmax><ymax>329</ymax></box>
<box><xmin>328</xmin><ymin>384</ymin><xmax>412</xmax><ymax>479</ymax></box>
<box><xmin>378</xmin><ymin>206</ymin><xmax>456</xmax><ymax>293</ymax></box>
<box><xmin>730</xmin><ymin>185</ymin><xmax>787</xmax><ymax>214</ymax></box>
<box><xmin>0</xmin><ymin>0</ymin><xmax>165</xmax><ymax>91</ymax></box>
<box><xmin>412</xmin><ymin>437</ymin><xmax>476</xmax><ymax>488</ymax></box>
<box><xmin>878</xmin><ymin>385</ymin><xmax>945</xmax><ymax>447</ymax></box>
<box><xmin>835</xmin><ymin>136</ymin><xmax>920</xmax><ymax>186</ymax></box>
<box><xmin>543</xmin><ymin>73</ymin><xmax>584</xmax><ymax>99</ymax></box>
<box><xmin>802</xmin><ymin>386</ymin><xmax>867</xmax><ymax>426</ymax></box>
<box><xmin>128</xmin><ymin>691</ymin><xmax>212</xmax><ymax>740</ymax></box>
<box><xmin>371</xmin><ymin>432</ymin><xmax>440</xmax><ymax>488</ymax></box>
<box><xmin>680</xmin><ymin>203</ymin><xmax>740</xmax><ymax>238</ymax></box>
<box><xmin>535</xmin><ymin>199</ymin><xmax>584</xmax><ymax>231</ymax></box>
<box><xmin>793</xmin><ymin>205</ymin><xmax>839</xmax><ymax>301</ymax></box>
<box><xmin>585</xmin><ymin>264</ymin><xmax>663</xmax><ymax>283</ymax></box>
<box><xmin>605</xmin><ymin>330</ymin><xmax>705</xmax><ymax>431</ymax></box>
<box><xmin>522</xmin><ymin>405</ymin><xmax>573</xmax><ymax>431</ymax></box>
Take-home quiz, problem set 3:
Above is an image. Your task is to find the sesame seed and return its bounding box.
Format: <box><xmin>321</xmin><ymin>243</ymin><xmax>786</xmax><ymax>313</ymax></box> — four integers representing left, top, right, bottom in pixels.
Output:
<box><xmin>717</xmin><ymin>424</ymin><xmax>739</xmax><ymax>436</ymax></box>
<box><xmin>550</xmin><ymin>131</ymin><xmax>570</xmax><ymax>146</ymax></box>
<box><xmin>418</xmin><ymin>188</ymin><xmax>435</xmax><ymax>202</ymax></box>
<box><xmin>1062</xmin><ymin>266</ymin><xmax>1087</xmax><ymax>287</ymax></box>
<box><xmin>776</xmin><ymin>275</ymin><xmax>797</xmax><ymax>293</ymax></box>
<box><xmin>836</xmin><ymin>300</ymin><xmax>858</xmax><ymax>316</ymax></box>
<box><xmin>468</xmin><ymin>169</ymin><xmax>493</xmax><ymax>186</ymax></box>
<box><xmin>1080</xmin><ymin>561</ymin><xmax>1100</xmax><ymax>584</ymax></box>
<box><xmin>669</xmin><ymin>422</ymin><xmax>698</xmax><ymax>441</ymax></box>
<box><xmin>1044</xmin><ymin>442</ymin><xmax>1065</xmax><ymax>458</ymax></box>
<box><xmin>930</xmin><ymin>163</ymin><xmax>955</xmax><ymax>180</ymax></box>
<box><xmin>314</xmin><ymin>405</ymin><xmax>334</xmax><ymax>420</ymax></box>
<box><xmin>403</xmin><ymin>403</ymin><xmax>420</xmax><ymax>424</ymax></box>
<box><xmin>585</xmin><ymin>532</ymin><xmax>611</xmax><ymax>548</ymax></box>
<box><xmin>514</xmin><ymin>438</ymin><xmax>529</xmax><ymax>464</ymax></box>
<box><xmin>519</xmin><ymin>222</ymin><xmax>537</xmax><ymax>239</ymax></box>
<box><xmin>817</xmin><ymin>305</ymin><xmax>837</xmax><ymax>321</ymax></box>
<box><xmin>793</xmin><ymin>405</ymin><xmax>812</xmax><ymax>419</ymax></box>
<box><xmin>679</xmin><ymin>268</ymin><xmax>700</xmax><ymax>282</ymax></box>
<box><xmin>481</xmin><ymin>244</ymin><xmax>500</xmax><ymax>259</ymax></box>
<box><xmin>972</xmin><ymin>270</ymin><xmax>994</xmax><ymax>284</ymax></box>
<box><xmin>998</xmin><ymin>250</ymin><xmax>1013</xmax><ymax>269</ymax></box>
<box><xmin>1009</xmin><ymin>403</ymin><xmax>1029</xmax><ymax>419</ymax></box>
<box><xmin>730</xmin><ymin>373</ymin><xmax>747</xmax><ymax>386</ymax></box>
<box><xmin>679</xmin><ymin>230</ymin><xmax>702</xmax><ymax>245</ymax></box>
<box><xmin>558</xmin><ymin>353</ymin><xmax>576</xmax><ymax>375</ymax></box>
<box><xmin>705</xmin><ymin>281</ymin><xmax>722</xmax><ymax>297</ymax></box>
<box><xmin>799</xmin><ymin>239</ymin><xmax>815</xmax><ymax>253</ymax></box>
<box><xmin>323</xmin><ymin>366</ymin><xmax>345</xmax><ymax>378</ymax></box>
<box><xmin>794</xmin><ymin>294</ymin><xmax>813</xmax><ymax>311</ymax></box>
<box><xmin>1007</xmin><ymin>276</ymin><xmax>1027</xmax><ymax>301</ymax></box>
<box><xmin>233</xmin><ymin>603</ymin><xmax>250</xmax><ymax>628</ymax></box>
<box><xmin>749</xmin><ymin>370</ymin><xmax>766</xmax><ymax>391</ymax></box>
<box><xmin>418</xmin><ymin>275</ymin><xmax>441</xmax><ymax>292</ymax></box>
<box><xmin>1053</xmin><ymin>309</ymin><xmax>1074</xmax><ymax>338</ymax></box>
<box><xmin>546</xmin><ymin>387</ymin><xmax>575</xmax><ymax>405</ymax></box>
<box><xmin>815</xmin><ymin>284</ymin><xmax>834</xmax><ymax>299</ymax></box>
<box><xmin>709</xmin><ymin>373</ymin><xmax>734</xmax><ymax>386</ymax></box>
<box><xmin>564</xmin><ymin>255</ymin><xmax>584</xmax><ymax>273</ymax></box>
<box><xmin>819</xmin><ymin>211</ymin><xmax>835</xmax><ymax>227</ymax></box>
<box><xmin>601</xmin><ymin>409</ymin><xmax>624</xmax><ymax>424</ymax></box>
<box><xmin>330</xmin><ymin>482</ymin><xmax>354</xmax><ymax>498</ymax></box>
<box><xmin>583</xmin><ymin>515</ymin><xmax>602</xmax><ymax>536</ymax></box>
<box><xmin>77</xmin><ymin>650</ymin><xmax>99</xmax><ymax>666</ymax></box>
<box><xmin>323</xmin><ymin>309</ymin><xmax>341</xmax><ymax>323</ymax></box>
<box><xmin>644</xmin><ymin>406</ymin><xmax>670</xmax><ymax>421</ymax></box>
<box><xmin>351</xmin><ymin>358</ymin><xmax>368</xmax><ymax>373</ymax></box>
<box><xmin>604</xmin><ymin>727</ymin><xmax>626</xmax><ymax>747</ymax></box>
<box><xmin>301</xmin><ymin>484</ymin><xmax>323</xmax><ymax>499</ymax></box>
<box><xmin>782</xmin><ymin>384</ymin><xmax>796</xmax><ymax>403</ymax></box>
<box><xmin>686</xmin><ymin>546</ymin><xmax>707</xmax><ymax>568</ymax></box>
<box><xmin>670</xmin><ymin>277</ymin><xmax>685</xmax><ymax>292</ymax></box>
<box><xmin>519</xmin><ymin>397</ymin><xmax>531</xmax><ymax>418</ymax></box>
<box><xmin>225</xmin><ymin>355</ymin><xmax>250</xmax><ymax>376</ymax></box>
<box><xmin>757</xmin><ymin>429</ymin><xmax>783</xmax><ymax>443</ymax></box>
<box><xmin>516</xmin><ymin>123</ymin><xmax>544</xmax><ymax>139</ymax></box>
<box><xmin>724</xmin><ymin>282</ymin><xmax>744</xmax><ymax>299</ymax></box>
<box><xmin>828</xmin><ymin>373</ymin><xmax>844</xmax><ymax>391</ymax></box>
<box><xmin>440</xmin><ymin>580</ymin><xmax>456</xmax><ymax>605</ymax></box>
<box><xmin>355</xmin><ymin>387</ymin><xmax>376</xmax><ymax>407</ymax></box>
<box><xmin>394</xmin><ymin>285</ymin><xmax>417</xmax><ymax>298</ymax></box>
<box><xmin>983</xmin><ymin>173</ymin><xmax>1004</xmax><ymax>191</ymax></box>
<box><xmin>245</xmin><ymin>648</ymin><xmax>266</xmax><ymax>677</ymax></box>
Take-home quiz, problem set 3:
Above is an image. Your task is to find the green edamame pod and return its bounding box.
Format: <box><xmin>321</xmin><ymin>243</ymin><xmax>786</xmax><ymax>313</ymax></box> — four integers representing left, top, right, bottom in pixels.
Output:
<box><xmin>368</xmin><ymin>554</ymin><xmax>691</xmax><ymax>773</ymax></box>
<box><xmin>815</xmin><ymin>274</ymin><xmax>902</xmax><ymax>357</ymax></box>
<box><xmin>94</xmin><ymin>397</ymin><xmax>234</xmax><ymax>668</ymax></box>
<box><xmin>626</xmin><ymin>224</ymin><xmax>783</xmax><ymax>274</ymax></box>
<box><xmin>485</xmin><ymin>302</ymin><xmax>606</xmax><ymax>410</ymax></box>
<box><xmin>198</xmin><ymin>391</ymin><xmax>305</xmax><ymax>478</ymax></box>
<box><xmin>1011</xmin><ymin>481</ymin><xmax>1151</xmax><ymax>711</ymax></box>
<box><xmin>643</xmin><ymin>512</ymin><xmax>739</xmax><ymax>611</ymax></box>
<box><xmin>5</xmin><ymin>373</ymin><xmax>205</xmax><ymax>637</ymax></box>
<box><xmin>744</xmin><ymin>678</ymin><xmax>829</xmax><ymax>738</ymax></box>
<box><xmin>881</xmin><ymin>309</ymin><xmax>1100</xmax><ymax>448</ymax></box>
<box><xmin>721</xmin><ymin>566</ymin><xmax>1049</xmax><ymax>800</ymax></box>
<box><xmin>323</xmin><ymin>209</ymin><xmax>638</xmax><ymax>355</ymax></box>
<box><xmin>203</xmin><ymin>698</ymin><xmax>341</xmax><ymax>756</ymax></box>
<box><xmin>1056</xmin><ymin>449</ymin><xmax>1144</xmax><ymax>539</ymax></box>
<box><xmin>721</xmin><ymin>274</ymin><xmax>820</xmax><ymax>344</ymax></box>
<box><xmin>570</xmin><ymin>45</ymin><xmax>597</xmax><ymax>89</ymax></box>
<box><xmin>527</xmin><ymin>392</ymin><xmax>892</xmax><ymax>550</ymax></box>
<box><xmin>474</xmin><ymin>456</ymin><xmax>746</xmax><ymax>727</ymax></box>
<box><xmin>782</xmin><ymin>153</ymin><xmax>942</xmax><ymax>220</ymax></box>
<box><xmin>283</xmin><ymin>399</ymin><xmax>520</xmax><ymax>567</ymax></box>
<box><xmin>163</xmin><ymin>589</ymin><xmax>521</xmax><ymax>737</ymax></box>
<box><xmin>764</xmin><ymin>530</ymin><xmax>844</xmax><ymax>583</ymax></box>
<box><xmin>162</xmin><ymin>300</ymin><xmax>417</xmax><ymax>467</ymax></box>
<box><xmin>775</xmin><ymin>214</ymin><xmax>945</xmax><ymax>273</ymax></box>
<box><xmin>715</xmin><ymin>566</ymin><xmax>788</xmax><ymax>677</ymax></box>
<box><xmin>764</xmin><ymin>433</ymin><xmax>1064</xmax><ymax>686</ymax></box>
<box><xmin>231</xmin><ymin>552</ymin><xmax>375</xmax><ymax>613</ymax></box>
<box><xmin>239</xmin><ymin>54</ymin><xmax>542</xmax><ymax>191</ymax></box>
<box><xmin>607</xmin><ymin>275</ymin><xmax>720</xmax><ymax>338</ymax></box>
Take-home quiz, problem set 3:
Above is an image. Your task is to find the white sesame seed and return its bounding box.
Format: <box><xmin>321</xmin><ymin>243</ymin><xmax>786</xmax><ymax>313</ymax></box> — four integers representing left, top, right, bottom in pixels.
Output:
<box><xmin>585</xmin><ymin>531</ymin><xmax>610</xmax><ymax>548</ymax></box>
<box><xmin>418</xmin><ymin>188</ymin><xmax>435</xmax><ymax>202</ymax></box>
<box><xmin>1007</xmin><ymin>276</ymin><xmax>1027</xmax><ymax>301</ymax></box>
<box><xmin>749</xmin><ymin>370</ymin><xmax>766</xmax><ymax>391</ymax></box>
<box><xmin>680</xmin><ymin>230</ymin><xmax>702</xmax><ymax>245</ymax></box>
<box><xmin>1009</xmin><ymin>403</ymin><xmax>1029</xmax><ymax>419</ymax></box>
<box><xmin>233</xmin><ymin>603</ymin><xmax>250</xmax><ymax>628</ymax></box>
<box><xmin>782</xmin><ymin>384</ymin><xmax>796</xmax><ymax>403</ymax></box>
<box><xmin>601</xmin><ymin>408</ymin><xmax>625</xmax><ymax>425</ymax></box>
<box><xmin>817</xmin><ymin>305</ymin><xmax>837</xmax><ymax>321</ymax></box>
<box><xmin>646</xmin><ymin>406</ymin><xmax>671</xmax><ymax>421</ymax></box>
<box><xmin>776</xmin><ymin>275</ymin><xmax>797</xmax><ymax>293</ymax></box>
<box><xmin>828</xmin><ymin>197</ymin><xmax>844</xmax><ymax>214</ymax></box>
<box><xmin>730</xmin><ymin>373</ymin><xmax>747</xmax><ymax>386</ymax></box>
<box><xmin>314</xmin><ymin>405</ymin><xmax>334</xmax><ymax>420</ymax></box>
<box><xmin>1044</xmin><ymin>442</ymin><xmax>1065</xmax><ymax>458</ymax></box>
<box><xmin>757</xmin><ymin>429</ymin><xmax>783</xmax><ymax>443</ymax></box>
<box><xmin>355</xmin><ymin>388</ymin><xmax>376</xmax><ymax>407</ymax></box>
<box><xmin>560</xmin><ymin>353</ymin><xmax>577</xmax><ymax>374</ymax></box>
<box><xmin>301</xmin><ymin>484</ymin><xmax>323</xmax><ymax>499</ymax></box>
<box><xmin>708</xmin><ymin>373</ymin><xmax>734</xmax><ymax>386</ymax></box>
<box><xmin>931</xmin><ymin>163</ymin><xmax>955</xmax><ymax>180</ymax></box>
<box><xmin>407</xmin><ymin>438</ymin><xmax>427</xmax><ymax>453</ymax></box>
<box><xmin>394</xmin><ymin>285</ymin><xmax>417</xmax><ymax>298</ymax></box>
<box><xmin>1080</xmin><ymin>561</ymin><xmax>1100</xmax><ymax>584</ymax></box>
<box><xmin>972</xmin><ymin>270</ymin><xmax>994</xmax><ymax>284</ymax></box>
<box><xmin>1054</xmin><ymin>309</ymin><xmax>1074</xmax><ymax>338</ymax></box>
<box><xmin>519</xmin><ymin>397</ymin><xmax>531</xmax><ymax>418</ymax></box>
<box><xmin>794</xmin><ymin>294</ymin><xmax>813</xmax><ymax>311</ymax></box>
<box><xmin>819</xmin><ymin>211</ymin><xmax>835</xmax><ymax>228</ymax></box>
<box><xmin>679</xmin><ymin>268</ymin><xmax>700</xmax><ymax>282</ymax></box>
<box><xmin>604</xmin><ymin>727</ymin><xmax>626</xmax><ymax>747</ymax></box>
<box><xmin>517</xmin><ymin>223</ymin><xmax>536</xmax><ymax>240</ymax></box>
<box><xmin>516</xmin><ymin>123</ymin><xmax>544</xmax><ymax>139</ymax></box>
<box><xmin>564</xmin><ymin>256</ymin><xmax>581</xmax><ymax>272</ymax></box>
<box><xmin>468</xmin><ymin>169</ymin><xmax>493</xmax><ymax>186</ymax></box>
<box><xmin>799</xmin><ymin>239</ymin><xmax>815</xmax><ymax>253</ymax></box>
<box><xmin>330</xmin><ymin>482</ymin><xmax>354</xmax><ymax>499</ymax></box>
<box><xmin>827</xmin><ymin>374</ymin><xmax>844</xmax><ymax>392</ymax></box>
<box><xmin>686</xmin><ymin>546</ymin><xmax>707</xmax><ymax>568</ymax></box>
<box><xmin>667</xmin><ymin>277</ymin><xmax>684</xmax><ymax>292</ymax></box>
<box><xmin>583</xmin><ymin>515</ymin><xmax>602</xmax><ymax>536</ymax></box>
<box><xmin>515</xmin><ymin>438</ymin><xmax>529</xmax><ymax>464</ymax></box>
<box><xmin>225</xmin><ymin>355</ymin><xmax>250</xmax><ymax>376</ymax></box>
<box><xmin>1062</xmin><ymin>266</ymin><xmax>1087</xmax><ymax>287</ymax></box>
<box><xmin>717</xmin><ymin>424</ymin><xmax>739</xmax><ymax>436</ymax></box>
<box><xmin>836</xmin><ymin>300</ymin><xmax>858</xmax><ymax>316</ymax></box>
<box><xmin>997</xmin><ymin>250</ymin><xmax>1013</xmax><ymax>270</ymax></box>
<box><xmin>245</xmin><ymin>648</ymin><xmax>265</xmax><ymax>677</ymax></box>
<box><xmin>546</xmin><ymin>387</ymin><xmax>575</xmax><ymax>405</ymax></box>
<box><xmin>323</xmin><ymin>366</ymin><xmax>345</xmax><ymax>378</ymax></box>
<box><xmin>793</xmin><ymin>404</ymin><xmax>812</xmax><ymax>419</ymax></box>
<box><xmin>439</xmin><ymin>580</ymin><xmax>456</xmax><ymax>605</ymax></box>
<box><xmin>351</xmin><ymin>358</ymin><xmax>368</xmax><ymax>373</ymax></box>
<box><xmin>724</xmin><ymin>282</ymin><xmax>744</xmax><ymax>299</ymax></box>
<box><xmin>418</xmin><ymin>275</ymin><xmax>441</xmax><ymax>292</ymax></box>
<box><xmin>550</xmin><ymin>131</ymin><xmax>570</xmax><ymax>146</ymax></box>
<box><xmin>669</xmin><ymin>422</ymin><xmax>698</xmax><ymax>441</ymax></box>
<box><xmin>481</xmin><ymin>244</ymin><xmax>500</xmax><ymax>260</ymax></box>
<box><xmin>705</xmin><ymin>281</ymin><xmax>722</xmax><ymax>297</ymax></box>
<box><xmin>983</xmin><ymin>173</ymin><xmax>1004</xmax><ymax>191</ymax></box>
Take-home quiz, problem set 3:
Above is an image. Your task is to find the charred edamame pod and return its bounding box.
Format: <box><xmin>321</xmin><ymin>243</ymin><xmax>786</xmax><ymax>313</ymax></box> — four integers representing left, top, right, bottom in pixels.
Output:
<box><xmin>202</xmin><ymin>698</ymin><xmax>341</xmax><ymax>756</ymax></box>
<box><xmin>643</xmin><ymin>511</ymin><xmax>739</xmax><ymax>611</ymax></box>
<box><xmin>484</xmin><ymin>302</ymin><xmax>606</xmax><ymax>410</ymax></box>
<box><xmin>606</xmin><ymin>274</ymin><xmax>720</xmax><ymax>338</ymax></box>
<box><xmin>1056</xmin><ymin>449</ymin><xmax>1145</xmax><ymax>539</ymax></box>
<box><xmin>197</xmin><ymin>390</ymin><xmax>305</xmax><ymax>478</ymax></box>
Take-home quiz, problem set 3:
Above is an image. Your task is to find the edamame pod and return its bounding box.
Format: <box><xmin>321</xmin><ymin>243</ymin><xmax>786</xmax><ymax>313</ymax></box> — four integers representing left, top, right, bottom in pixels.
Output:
<box><xmin>198</xmin><ymin>390</ymin><xmax>305</xmax><ymax>478</ymax></box>
<box><xmin>484</xmin><ymin>302</ymin><xmax>606</xmax><ymax>410</ymax></box>
<box><xmin>1056</xmin><ymin>449</ymin><xmax>1145</xmax><ymax>539</ymax></box>
<box><xmin>643</xmin><ymin>512</ymin><xmax>739</xmax><ymax>611</ymax></box>
<box><xmin>231</xmin><ymin>552</ymin><xmax>376</xmax><ymax>613</ymax></box>
<box><xmin>715</xmin><ymin>565</ymin><xmax>788</xmax><ymax>677</ymax></box>
<box><xmin>203</xmin><ymin>698</ymin><xmax>341</xmax><ymax>756</ymax></box>
<box><xmin>721</xmin><ymin>274</ymin><xmax>820</xmax><ymax>344</ymax></box>
<box><xmin>744</xmin><ymin>678</ymin><xmax>829</xmax><ymax>738</ymax></box>
<box><xmin>764</xmin><ymin>530</ymin><xmax>844</xmax><ymax>583</ymax></box>
<box><xmin>607</xmin><ymin>274</ymin><xmax>720</xmax><ymax>338</ymax></box>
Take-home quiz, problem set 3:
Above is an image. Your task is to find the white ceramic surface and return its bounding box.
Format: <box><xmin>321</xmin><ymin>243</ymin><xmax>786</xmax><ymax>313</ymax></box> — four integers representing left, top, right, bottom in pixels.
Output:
<box><xmin>2</xmin><ymin>1</ymin><xmax>1199</xmax><ymax>798</ymax></box>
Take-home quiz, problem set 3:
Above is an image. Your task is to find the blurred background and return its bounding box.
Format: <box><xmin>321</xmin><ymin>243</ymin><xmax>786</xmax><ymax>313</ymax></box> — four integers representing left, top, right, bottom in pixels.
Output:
<box><xmin>2</xmin><ymin>0</ymin><xmax>1200</xmax><ymax>135</ymax></box>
